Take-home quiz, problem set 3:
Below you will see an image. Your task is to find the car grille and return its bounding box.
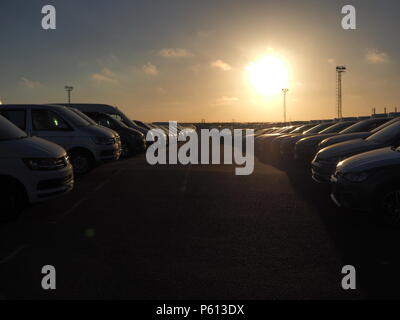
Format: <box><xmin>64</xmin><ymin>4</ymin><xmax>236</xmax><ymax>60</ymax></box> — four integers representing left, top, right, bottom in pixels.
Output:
<box><xmin>38</xmin><ymin>174</ymin><xmax>73</xmax><ymax>191</ymax></box>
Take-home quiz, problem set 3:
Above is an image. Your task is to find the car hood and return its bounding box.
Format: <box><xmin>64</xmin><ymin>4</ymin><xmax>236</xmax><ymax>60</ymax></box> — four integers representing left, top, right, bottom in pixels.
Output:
<box><xmin>317</xmin><ymin>139</ymin><xmax>383</xmax><ymax>160</ymax></box>
<box><xmin>1</xmin><ymin>136</ymin><xmax>66</xmax><ymax>158</ymax></box>
<box><xmin>338</xmin><ymin>147</ymin><xmax>400</xmax><ymax>173</ymax></box>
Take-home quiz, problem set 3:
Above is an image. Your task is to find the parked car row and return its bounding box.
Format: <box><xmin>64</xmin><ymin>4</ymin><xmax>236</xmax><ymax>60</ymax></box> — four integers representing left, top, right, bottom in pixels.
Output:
<box><xmin>0</xmin><ymin>103</ymin><xmax>195</xmax><ymax>220</ymax></box>
<box><xmin>255</xmin><ymin>113</ymin><xmax>400</xmax><ymax>225</ymax></box>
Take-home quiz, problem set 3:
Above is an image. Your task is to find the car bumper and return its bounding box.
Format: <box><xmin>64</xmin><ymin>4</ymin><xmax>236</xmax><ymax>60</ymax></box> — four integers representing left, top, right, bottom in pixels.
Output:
<box><xmin>311</xmin><ymin>161</ymin><xmax>336</xmax><ymax>183</ymax></box>
<box><xmin>330</xmin><ymin>175</ymin><xmax>374</xmax><ymax>211</ymax></box>
<box><xmin>28</xmin><ymin>166</ymin><xmax>74</xmax><ymax>203</ymax></box>
<box><xmin>96</xmin><ymin>143</ymin><xmax>122</xmax><ymax>161</ymax></box>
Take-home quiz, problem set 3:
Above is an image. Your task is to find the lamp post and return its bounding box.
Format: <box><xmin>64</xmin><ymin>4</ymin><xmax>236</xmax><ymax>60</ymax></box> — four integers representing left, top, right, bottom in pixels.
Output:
<box><xmin>282</xmin><ymin>88</ymin><xmax>289</xmax><ymax>123</ymax></box>
<box><xmin>65</xmin><ymin>85</ymin><xmax>74</xmax><ymax>104</ymax></box>
<box><xmin>336</xmin><ymin>66</ymin><xmax>346</xmax><ymax>119</ymax></box>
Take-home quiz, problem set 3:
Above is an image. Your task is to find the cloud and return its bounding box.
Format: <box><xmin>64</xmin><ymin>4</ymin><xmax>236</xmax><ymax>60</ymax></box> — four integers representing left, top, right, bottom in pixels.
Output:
<box><xmin>142</xmin><ymin>62</ymin><xmax>159</xmax><ymax>75</ymax></box>
<box><xmin>159</xmin><ymin>48</ymin><xmax>193</xmax><ymax>58</ymax></box>
<box><xmin>211</xmin><ymin>59</ymin><xmax>232</xmax><ymax>71</ymax></box>
<box><xmin>327</xmin><ymin>58</ymin><xmax>335</xmax><ymax>64</ymax></box>
<box><xmin>91</xmin><ymin>68</ymin><xmax>118</xmax><ymax>83</ymax></box>
<box><xmin>366</xmin><ymin>49</ymin><xmax>389</xmax><ymax>63</ymax></box>
<box><xmin>213</xmin><ymin>96</ymin><xmax>239</xmax><ymax>106</ymax></box>
<box><xmin>156</xmin><ymin>87</ymin><xmax>166</xmax><ymax>94</ymax></box>
<box><xmin>21</xmin><ymin>77</ymin><xmax>42</xmax><ymax>88</ymax></box>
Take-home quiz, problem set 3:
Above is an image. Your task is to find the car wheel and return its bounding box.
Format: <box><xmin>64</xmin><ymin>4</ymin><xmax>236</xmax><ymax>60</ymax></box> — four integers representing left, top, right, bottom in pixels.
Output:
<box><xmin>380</xmin><ymin>188</ymin><xmax>400</xmax><ymax>225</ymax></box>
<box><xmin>0</xmin><ymin>179</ymin><xmax>26</xmax><ymax>221</ymax></box>
<box><xmin>69</xmin><ymin>150</ymin><xmax>93</xmax><ymax>175</ymax></box>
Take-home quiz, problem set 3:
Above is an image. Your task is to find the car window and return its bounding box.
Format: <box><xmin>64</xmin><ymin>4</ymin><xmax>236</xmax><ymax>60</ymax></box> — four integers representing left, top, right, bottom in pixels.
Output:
<box><xmin>0</xmin><ymin>110</ymin><xmax>26</xmax><ymax>130</ymax></box>
<box><xmin>97</xmin><ymin>116</ymin><xmax>115</xmax><ymax>129</ymax></box>
<box><xmin>0</xmin><ymin>115</ymin><xmax>27</xmax><ymax>140</ymax></box>
<box><xmin>32</xmin><ymin>109</ymin><xmax>71</xmax><ymax>131</ymax></box>
<box><xmin>110</xmin><ymin>113</ymin><xmax>124</xmax><ymax>122</ymax></box>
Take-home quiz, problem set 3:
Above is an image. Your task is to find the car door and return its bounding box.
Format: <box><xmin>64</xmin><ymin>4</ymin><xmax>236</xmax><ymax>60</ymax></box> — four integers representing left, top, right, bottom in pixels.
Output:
<box><xmin>30</xmin><ymin>108</ymin><xmax>75</xmax><ymax>149</ymax></box>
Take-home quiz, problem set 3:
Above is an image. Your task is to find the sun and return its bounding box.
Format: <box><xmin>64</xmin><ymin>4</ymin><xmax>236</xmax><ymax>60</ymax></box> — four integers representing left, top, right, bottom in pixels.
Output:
<box><xmin>246</xmin><ymin>55</ymin><xmax>289</xmax><ymax>96</ymax></box>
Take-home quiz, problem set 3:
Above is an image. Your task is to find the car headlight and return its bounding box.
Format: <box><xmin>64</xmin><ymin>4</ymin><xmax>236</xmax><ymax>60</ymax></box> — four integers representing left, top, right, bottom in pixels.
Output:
<box><xmin>343</xmin><ymin>172</ymin><xmax>369</xmax><ymax>183</ymax></box>
<box><xmin>23</xmin><ymin>157</ymin><xmax>67</xmax><ymax>171</ymax></box>
<box><xmin>91</xmin><ymin>137</ymin><xmax>114</xmax><ymax>145</ymax></box>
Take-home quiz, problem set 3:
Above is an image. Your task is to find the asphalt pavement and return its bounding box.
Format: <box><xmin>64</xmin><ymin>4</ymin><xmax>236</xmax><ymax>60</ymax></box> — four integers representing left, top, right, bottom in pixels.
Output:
<box><xmin>0</xmin><ymin>150</ymin><xmax>398</xmax><ymax>300</ymax></box>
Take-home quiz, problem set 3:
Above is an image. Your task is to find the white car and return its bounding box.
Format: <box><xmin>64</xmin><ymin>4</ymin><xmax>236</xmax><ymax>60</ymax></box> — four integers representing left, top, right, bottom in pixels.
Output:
<box><xmin>0</xmin><ymin>115</ymin><xmax>73</xmax><ymax>219</ymax></box>
<box><xmin>0</xmin><ymin>104</ymin><xmax>122</xmax><ymax>174</ymax></box>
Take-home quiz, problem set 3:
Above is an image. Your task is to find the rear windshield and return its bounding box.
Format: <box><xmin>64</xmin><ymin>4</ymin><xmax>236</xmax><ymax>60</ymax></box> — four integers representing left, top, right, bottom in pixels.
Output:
<box><xmin>319</xmin><ymin>121</ymin><xmax>355</xmax><ymax>134</ymax></box>
<box><xmin>0</xmin><ymin>115</ymin><xmax>27</xmax><ymax>140</ymax></box>
<box><xmin>367</xmin><ymin>120</ymin><xmax>400</xmax><ymax>143</ymax></box>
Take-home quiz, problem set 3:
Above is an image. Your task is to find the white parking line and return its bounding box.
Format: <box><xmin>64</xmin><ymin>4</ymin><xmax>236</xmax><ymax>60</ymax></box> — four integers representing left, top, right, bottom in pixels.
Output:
<box><xmin>0</xmin><ymin>245</ymin><xmax>30</xmax><ymax>265</ymax></box>
<box><xmin>180</xmin><ymin>165</ymin><xmax>192</xmax><ymax>193</ymax></box>
<box><xmin>55</xmin><ymin>169</ymin><xmax>125</xmax><ymax>221</ymax></box>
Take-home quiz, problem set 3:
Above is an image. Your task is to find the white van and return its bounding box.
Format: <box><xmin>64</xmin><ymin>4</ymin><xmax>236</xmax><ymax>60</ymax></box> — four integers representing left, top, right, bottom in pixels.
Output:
<box><xmin>55</xmin><ymin>103</ymin><xmax>154</xmax><ymax>140</ymax></box>
<box><xmin>0</xmin><ymin>105</ymin><xmax>122</xmax><ymax>175</ymax></box>
<box><xmin>0</xmin><ymin>115</ymin><xmax>73</xmax><ymax>219</ymax></box>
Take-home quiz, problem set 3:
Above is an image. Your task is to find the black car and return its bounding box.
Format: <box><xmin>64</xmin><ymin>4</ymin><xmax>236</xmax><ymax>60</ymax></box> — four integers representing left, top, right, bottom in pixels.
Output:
<box><xmin>312</xmin><ymin>120</ymin><xmax>400</xmax><ymax>183</ymax></box>
<box><xmin>279</xmin><ymin>122</ymin><xmax>337</xmax><ymax>160</ymax></box>
<box><xmin>318</xmin><ymin>117</ymin><xmax>395</xmax><ymax>150</ymax></box>
<box><xmin>294</xmin><ymin>121</ymin><xmax>357</xmax><ymax>164</ymax></box>
<box><xmin>331</xmin><ymin>147</ymin><xmax>400</xmax><ymax>225</ymax></box>
<box><xmin>85</xmin><ymin>112</ymin><xmax>146</xmax><ymax>157</ymax></box>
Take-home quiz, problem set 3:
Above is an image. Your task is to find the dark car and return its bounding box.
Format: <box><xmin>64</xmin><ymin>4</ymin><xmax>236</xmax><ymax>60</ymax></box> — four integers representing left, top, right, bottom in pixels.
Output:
<box><xmin>294</xmin><ymin>121</ymin><xmax>357</xmax><ymax>164</ymax></box>
<box><xmin>312</xmin><ymin>120</ymin><xmax>400</xmax><ymax>183</ymax></box>
<box><xmin>85</xmin><ymin>112</ymin><xmax>146</xmax><ymax>157</ymax></box>
<box><xmin>279</xmin><ymin>122</ymin><xmax>337</xmax><ymax>160</ymax></box>
<box><xmin>268</xmin><ymin>123</ymin><xmax>319</xmax><ymax>162</ymax></box>
<box><xmin>331</xmin><ymin>147</ymin><xmax>400</xmax><ymax>225</ymax></box>
<box><xmin>318</xmin><ymin>117</ymin><xmax>395</xmax><ymax>150</ymax></box>
<box><xmin>255</xmin><ymin>125</ymin><xmax>299</xmax><ymax>156</ymax></box>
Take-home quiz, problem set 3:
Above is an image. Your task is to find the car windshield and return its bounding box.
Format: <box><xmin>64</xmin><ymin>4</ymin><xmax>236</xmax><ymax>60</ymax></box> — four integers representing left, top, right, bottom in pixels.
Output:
<box><xmin>339</xmin><ymin>120</ymin><xmax>370</xmax><ymax>134</ymax></box>
<box><xmin>367</xmin><ymin>120</ymin><xmax>400</xmax><ymax>143</ymax></box>
<box><xmin>0</xmin><ymin>115</ymin><xmax>27</xmax><ymax>140</ymax></box>
<box><xmin>370</xmin><ymin>117</ymin><xmax>399</xmax><ymax>134</ymax></box>
<box><xmin>304</xmin><ymin>123</ymin><xmax>335</xmax><ymax>134</ymax></box>
<box><xmin>57</xmin><ymin>107</ymin><xmax>91</xmax><ymax>127</ymax></box>
<box><xmin>70</xmin><ymin>108</ymin><xmax>97</xmax><ymax>125</ymax></box>
<box><xmin>289</xmin><ymin>127</ymin><xmax>302</xmax><ymax>133</ymax></box>
<box><xmin>319</xmin><ymin>121</ymin><xmax>355</xmax><ymax>134</ymax></box>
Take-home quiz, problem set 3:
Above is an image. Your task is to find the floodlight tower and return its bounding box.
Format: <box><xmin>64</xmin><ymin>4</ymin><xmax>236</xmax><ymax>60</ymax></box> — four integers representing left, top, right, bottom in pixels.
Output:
<box><xmin>336</xmin><ymin>66</ymin><xmax>346</xmax><ymax>119</ymax></box>
<box><xmin>65</xmin><ymin>85</ymin><xmax>74</xmax><ymax>104</ymax></box>
<box><xmin>282</xmin><ymin>88</ymin><xmax>289</xmax><ymax>123</ymax></box>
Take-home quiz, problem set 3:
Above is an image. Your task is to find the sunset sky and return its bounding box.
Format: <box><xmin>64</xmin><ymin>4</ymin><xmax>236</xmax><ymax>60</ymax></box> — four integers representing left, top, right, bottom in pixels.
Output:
<box><xmin>1</xmin><ymin>0</ymin><xmax>400</xmax><ymax>122</ymax></box>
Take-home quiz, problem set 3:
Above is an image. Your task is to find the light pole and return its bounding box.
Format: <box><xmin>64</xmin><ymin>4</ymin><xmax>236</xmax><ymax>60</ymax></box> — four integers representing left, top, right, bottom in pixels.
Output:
<box><xmin>65</xmin><ymin>85</ymin><xmax>74</xmax><ymax>104</ymax></box>
<box><xmin>336</xmin><ymin>66</ymin><xmax>346</xmax><ymax>119</ymax></box>
<box><xmin>282</xmin><ymin>88</ymin><xmax>289</xmax><ymax>123</ymax></box>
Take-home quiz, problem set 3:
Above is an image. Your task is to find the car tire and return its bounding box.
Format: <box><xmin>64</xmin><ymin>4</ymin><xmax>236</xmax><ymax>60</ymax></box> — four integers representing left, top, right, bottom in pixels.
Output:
<box><xmin>69</xmin><ymin>150</ymin><xmax>94</xmax><ymax>175</ymax></box>
<box><xmin>378</xmin><ymin>186</ymin><xmax>400</xmax><ymax>226</ymax></box>
<box><xmin>0</xmin><ymin>178</ymin><xmax>26</xmax><ymax>222</ymax></box>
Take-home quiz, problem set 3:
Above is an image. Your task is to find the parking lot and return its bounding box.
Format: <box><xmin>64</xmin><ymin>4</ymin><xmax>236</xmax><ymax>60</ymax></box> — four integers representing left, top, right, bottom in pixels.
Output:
<box><xmin>2</xmin><ymin>147</ymin><xmax>399</xmax><ymax>300</ymax></box>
